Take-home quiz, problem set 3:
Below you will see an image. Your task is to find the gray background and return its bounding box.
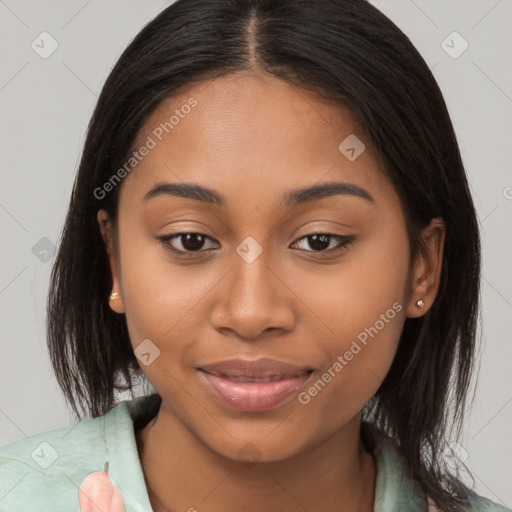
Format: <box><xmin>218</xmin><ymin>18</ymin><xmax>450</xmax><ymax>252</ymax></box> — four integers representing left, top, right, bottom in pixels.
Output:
<box><xmin>1</xmin><ymin>0</ymin><xmax>511</xmax><ymax>507</ymax></box>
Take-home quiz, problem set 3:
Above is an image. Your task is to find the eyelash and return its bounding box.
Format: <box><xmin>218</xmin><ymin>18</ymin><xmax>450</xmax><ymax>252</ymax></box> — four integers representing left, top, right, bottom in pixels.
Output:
<box><xmin>157</xmin><ymin>231</ymin><xmax>355</xmax><ymax>257</ymax></box>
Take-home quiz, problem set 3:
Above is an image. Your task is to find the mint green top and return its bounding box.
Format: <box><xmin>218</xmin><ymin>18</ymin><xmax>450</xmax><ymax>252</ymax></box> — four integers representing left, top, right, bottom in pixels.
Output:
<box><xmin>0</xmin><ymin>394</ymin><xmax>509</xmax><ymax>511</ymax></box>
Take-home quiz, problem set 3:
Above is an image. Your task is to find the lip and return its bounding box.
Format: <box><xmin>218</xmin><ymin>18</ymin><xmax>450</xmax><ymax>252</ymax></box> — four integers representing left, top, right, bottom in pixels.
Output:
<box><xmin>197</xmin><ymin>358</ymin><xmax>314</xmax><ymax>412</ymax></box>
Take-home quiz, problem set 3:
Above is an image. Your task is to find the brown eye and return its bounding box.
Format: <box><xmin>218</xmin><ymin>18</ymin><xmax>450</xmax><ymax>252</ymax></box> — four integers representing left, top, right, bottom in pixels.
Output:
<box><xmin>291</xmin><ymin>233</ymin><xmax>355</xmax><ymax>255</ymax></box>
<box><xmin>158</xmin><ymin>232</ymin><xmax>219</xmax><ymax>254</ymax></box>
<box><xmin>157</xmin><ymin>232</ymin><xmax>355</xmax><ymax>258</ymax></box>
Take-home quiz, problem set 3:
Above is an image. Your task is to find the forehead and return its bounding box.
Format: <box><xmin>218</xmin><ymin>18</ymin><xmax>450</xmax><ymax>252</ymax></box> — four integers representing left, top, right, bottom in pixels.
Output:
<box><xmin>119</xmin><ymin>71</ymin><xmax>389</xmax><ymax>209</ymax></box>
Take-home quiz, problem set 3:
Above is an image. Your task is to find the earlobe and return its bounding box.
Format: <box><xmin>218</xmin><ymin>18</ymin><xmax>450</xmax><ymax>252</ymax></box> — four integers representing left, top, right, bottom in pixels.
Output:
<box><xmin>406</xmin><ymin>218</ymin><xmax>446</xmax><ymax>318</ymax></box>
<box><xmin>97</xmin><ymin>209</ymin><xmax>125</xmax><ymax>314</ymax></box>
<box><xmin>108</xmin><ymin>290</ymin><xmax>125</xmax><ymax>314</ymax></box>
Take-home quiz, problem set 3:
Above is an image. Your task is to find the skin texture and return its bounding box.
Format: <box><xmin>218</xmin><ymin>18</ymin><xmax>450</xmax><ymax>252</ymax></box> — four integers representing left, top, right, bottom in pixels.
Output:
<box><xmin>97</xmin><ymin>70</ymin><xmax>445</xmax><ymax>512</ymax></box>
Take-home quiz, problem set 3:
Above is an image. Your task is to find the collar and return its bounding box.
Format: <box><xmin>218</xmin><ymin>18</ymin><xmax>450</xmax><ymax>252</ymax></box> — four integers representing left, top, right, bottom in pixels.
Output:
<box><xmin>105</xmin><ymin>394</ymin><xmax>426</xmax><ymax>511</ymax></box>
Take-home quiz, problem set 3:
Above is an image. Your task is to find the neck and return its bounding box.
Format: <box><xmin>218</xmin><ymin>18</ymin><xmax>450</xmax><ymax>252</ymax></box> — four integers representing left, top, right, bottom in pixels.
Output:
<box><xmin>136</xmin><ymin>404</ymin><xmax>376</xmax><ymax>512</ymax></box>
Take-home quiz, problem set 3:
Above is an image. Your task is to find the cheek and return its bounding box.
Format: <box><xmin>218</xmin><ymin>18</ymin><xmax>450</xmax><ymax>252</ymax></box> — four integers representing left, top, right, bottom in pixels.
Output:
<box><xmin>297</xmin><ymin>306</ymin><xmax>405</xmax><ymax>437</ymax></box>
<box><xmin>295</xmin><ymin>225</ymin><xmax>409</xmax><ymax>422</ymax></box>
<box><xmin>116</xmin><ymin>221</ymin><xmax>209</xmax><ymax>355</ymax></box>
<box><xmin>295</xmin><ymin>219</ymin><xmax>409</xmax><ymax>337</ymax></box>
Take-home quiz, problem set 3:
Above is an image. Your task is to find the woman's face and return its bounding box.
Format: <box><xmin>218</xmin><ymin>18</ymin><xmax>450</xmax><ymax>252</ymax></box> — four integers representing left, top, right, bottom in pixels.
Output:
<box><xmin>98</xmin><ymin>71</ymin><xmax>438</xmax><ymax>462</ymax></box>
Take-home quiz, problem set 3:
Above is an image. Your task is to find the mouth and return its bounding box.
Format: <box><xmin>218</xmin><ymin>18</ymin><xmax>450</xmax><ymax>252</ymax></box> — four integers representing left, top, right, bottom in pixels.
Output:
<box><xmin>197</xmin><ymin>358</ymin><xmax>314</xmax><ymax>412</ymax></box>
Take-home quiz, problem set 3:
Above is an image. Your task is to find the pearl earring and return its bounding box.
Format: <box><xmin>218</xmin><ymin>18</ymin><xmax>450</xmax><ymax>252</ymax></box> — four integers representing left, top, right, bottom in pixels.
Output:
<box><xmin>109</xmin><ymin>292</ymin><xmax>119</xmax><ymax>302</ymax></box>
<box><xmin>415</xmin><ymin>299</ymin><xmax>425</xmax><ymax>308</ymax></box>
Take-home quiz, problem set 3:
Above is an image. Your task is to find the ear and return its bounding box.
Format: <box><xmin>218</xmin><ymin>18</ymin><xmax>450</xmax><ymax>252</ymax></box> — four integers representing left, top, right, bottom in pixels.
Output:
<box><xmin>97</xmin><ymin>209</ymin><xmax>125</xmax><ymax>314</ymax></box>
<box><xmin>406</xmin><ymin>217</ymin><xmax>446</xmax><ymax>318</ymax></box>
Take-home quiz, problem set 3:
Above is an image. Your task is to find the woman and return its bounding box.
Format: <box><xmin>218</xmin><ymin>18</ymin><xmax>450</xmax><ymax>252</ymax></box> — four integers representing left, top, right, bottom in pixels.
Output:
<box><xmin>0</xmin><ymin>0</ymin><xmax>509</xmax><ymax>511</ymax></box>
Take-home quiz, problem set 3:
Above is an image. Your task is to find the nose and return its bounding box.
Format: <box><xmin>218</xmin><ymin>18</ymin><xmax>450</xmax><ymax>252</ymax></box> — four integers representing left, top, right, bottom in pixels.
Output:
<box><xmin>210</xmin><ymin>246</ymin><xmax>296</xmax><ymax>340</ymax></box>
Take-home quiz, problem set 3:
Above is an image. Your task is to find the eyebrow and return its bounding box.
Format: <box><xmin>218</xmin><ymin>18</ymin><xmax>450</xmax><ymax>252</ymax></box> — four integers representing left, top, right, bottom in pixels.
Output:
<box><xmin>142</xmin><ymin>181</ymin><xmax>375</xmax><ymax>207</ymax></box>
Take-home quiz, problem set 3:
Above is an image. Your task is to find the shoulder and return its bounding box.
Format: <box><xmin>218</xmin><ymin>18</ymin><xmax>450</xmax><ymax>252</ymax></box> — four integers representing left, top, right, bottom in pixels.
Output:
<box><xmin>0</xmin><ymin>411</ymin><xmax>109</xmax><ymax>511</ymax></box>
<box><xmin>465</xmin><ymin>496</ymin><xmax>512</xmax><ymax>511</ymax></box>
<box><xmin>0</xmin><ymin>394</ymin><xmax>159</xmax><ymax>512</ymax></box>
<box><xmin>428</xmin><ymin>496</ymin><xmax>512</xmax><ymax>511</ymax></box>
<box><xmin>367</xmin><ymin>425</ymin><xmax>511</xmax><ymax>512</ymax></box>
